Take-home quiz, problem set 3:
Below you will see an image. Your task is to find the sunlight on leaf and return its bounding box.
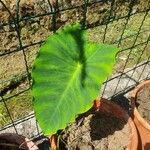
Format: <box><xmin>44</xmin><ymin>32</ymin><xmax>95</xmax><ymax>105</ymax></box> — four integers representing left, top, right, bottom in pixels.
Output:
<box><xmin>32</xmin><ymin>24</ymin><xmax>118</xmax><ymax>135</ymax></box>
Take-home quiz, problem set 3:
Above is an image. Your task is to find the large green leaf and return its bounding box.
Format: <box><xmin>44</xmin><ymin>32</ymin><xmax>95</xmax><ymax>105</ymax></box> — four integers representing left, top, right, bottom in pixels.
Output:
<box><xmin>32</xmin><ymin>24</ymin><xmax>118</xmax><ymax>135</ymax></box>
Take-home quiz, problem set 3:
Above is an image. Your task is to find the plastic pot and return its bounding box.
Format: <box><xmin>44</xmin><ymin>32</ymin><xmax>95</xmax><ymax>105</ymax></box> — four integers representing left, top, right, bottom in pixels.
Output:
<box><xmin>130</xmin><ymin>80</ymin><xmax>150</xmax><ymax>150</ymax></box>
<box><xmin>0</xmin><ymin>133</ymin><xmax>39</xmax><ymax>150</ymax></box>
<box><xmin>51</xmin><ymin>98</ymin><xmax>138</xmax><ymax>150</ymax></box>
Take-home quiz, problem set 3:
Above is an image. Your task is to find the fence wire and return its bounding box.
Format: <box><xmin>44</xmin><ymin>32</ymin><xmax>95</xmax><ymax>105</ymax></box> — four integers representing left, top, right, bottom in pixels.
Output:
<box><xmin>0</xmin><ymin>0</ymin><xmax>150</xmax><ymax>139</ymax></box>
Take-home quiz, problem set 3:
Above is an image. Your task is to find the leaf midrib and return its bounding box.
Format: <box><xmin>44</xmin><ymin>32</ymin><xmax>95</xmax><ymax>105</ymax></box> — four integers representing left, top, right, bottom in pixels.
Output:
<box><xmin>49</xmin><ymin>63</ymin><xmax>82</xmax><ymax>122</ymax></box>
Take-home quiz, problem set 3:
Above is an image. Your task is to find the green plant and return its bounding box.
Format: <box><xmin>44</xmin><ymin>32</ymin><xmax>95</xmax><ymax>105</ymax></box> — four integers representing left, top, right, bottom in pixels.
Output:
<box><xmin>32</xmin><ymin>24</ymin><xmax>118</xmax><ymax>135</ymax></box>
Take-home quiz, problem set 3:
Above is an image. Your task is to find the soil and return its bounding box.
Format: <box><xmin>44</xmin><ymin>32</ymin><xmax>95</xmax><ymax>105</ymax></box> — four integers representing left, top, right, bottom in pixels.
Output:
<box><xmin>0</xmin><ymin>139</ymin><xmax>24</xmax><ymax>150</ymax></box>
<box><xmin>137</xmin><ymin>86</ymin><xmax>150</xmax><ymax>124</ymax></box>
<box><xmin>59</xmin><ymin>111</ymin><xmax>130</xmax><ymax>150</ymax></box>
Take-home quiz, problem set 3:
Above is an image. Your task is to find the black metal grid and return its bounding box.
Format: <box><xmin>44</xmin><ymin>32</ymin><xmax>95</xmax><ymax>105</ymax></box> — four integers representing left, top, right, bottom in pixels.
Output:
<box><xmin>0</xmin><ymin>0</ymin><xmax>150</xmax><ymax>140</ymax></box>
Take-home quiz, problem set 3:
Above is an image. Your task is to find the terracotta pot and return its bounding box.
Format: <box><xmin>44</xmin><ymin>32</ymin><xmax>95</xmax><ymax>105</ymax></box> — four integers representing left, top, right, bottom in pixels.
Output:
<box><xmin>0</xmin><ymin>133</ymin><xmax>39</xmax><ymax>150</ymax></box>
<box><xmin>130</xmin><ymin>80</ymin><xmax>150</xmax><ymax>150</ymax></box>
<box><xmin>51</xmin><ymin>98</ymin><xmax>138</xmax><ymax>150</ymax></box>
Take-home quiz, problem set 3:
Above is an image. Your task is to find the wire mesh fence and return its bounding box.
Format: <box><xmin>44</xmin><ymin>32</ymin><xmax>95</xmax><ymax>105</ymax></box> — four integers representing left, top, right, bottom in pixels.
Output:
<box><xmin>0</xmin><ymin>0</ymin><xmax>150</xmax><ymax>140</ymax></box>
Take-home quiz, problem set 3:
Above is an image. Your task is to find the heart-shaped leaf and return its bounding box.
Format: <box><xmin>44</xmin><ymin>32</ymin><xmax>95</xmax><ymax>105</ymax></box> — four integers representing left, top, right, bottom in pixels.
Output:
<box><xmin>32</xmin><ymin>24</ymin><xmax>118</xmax><ymax>135</ymax></box>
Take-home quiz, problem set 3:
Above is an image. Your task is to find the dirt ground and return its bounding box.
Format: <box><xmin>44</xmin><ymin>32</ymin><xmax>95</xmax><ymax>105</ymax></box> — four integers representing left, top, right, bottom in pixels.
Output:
<box><xmin>59</xmin><ymin>111</ymin><xmax>129</xmax><ymax>150</ymax></box>
<box><xmin>1</xmin><ymin>0</ymin><xmax>150</xmax><ymax>90</ymax></box>
<box><xmin>0</xmin><ymin>0</ymin><xmax>150</xmax><ymax>89</ymax></box>
<box><xmin>137</xmin><ymin>86</ymin><xmax>150</xmax><ymax>124</ymax></box>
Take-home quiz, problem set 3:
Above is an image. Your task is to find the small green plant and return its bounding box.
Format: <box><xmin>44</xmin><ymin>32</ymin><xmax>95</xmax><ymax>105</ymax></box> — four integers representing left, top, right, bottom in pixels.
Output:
<box><xmin>32</xmin><ymin>24</ymin><xmax>118</xmax><ymax>135</ymax></box>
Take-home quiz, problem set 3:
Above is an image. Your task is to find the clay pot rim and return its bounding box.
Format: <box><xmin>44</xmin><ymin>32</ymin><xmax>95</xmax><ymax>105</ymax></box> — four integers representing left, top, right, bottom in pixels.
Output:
<box><xmin>51</xmin><ymin>98</ymin><xmax>138</xmax><ymax>150</ymax></box>
<box><xmin>95</xmin><ymin>98</ymin><xmax>138</xmax><ymax>150</ymax></box>
<box><xmin>130</xmin><ymin>79</ymin><xmax>150</xmax><ymax>131</ymax></box>
<box><xmin>130</xmin><ymin>80</ymin><xmax>150</xmax><ymax>100</ymax></box>
<box><xmin>0</xmin><ymin>133</ymin><xmax>39</xmax><ymax>150</ymax></box>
